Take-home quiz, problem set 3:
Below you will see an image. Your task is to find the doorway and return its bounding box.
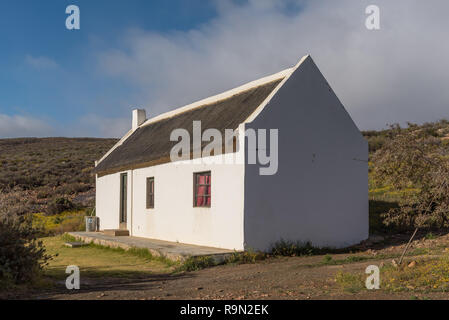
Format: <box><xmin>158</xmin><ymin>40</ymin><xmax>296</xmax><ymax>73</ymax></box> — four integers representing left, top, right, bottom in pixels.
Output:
<box><xmin>119</xmin><ymin>173</ymin><xmax>127</xmax><ymax>229</ymax></box>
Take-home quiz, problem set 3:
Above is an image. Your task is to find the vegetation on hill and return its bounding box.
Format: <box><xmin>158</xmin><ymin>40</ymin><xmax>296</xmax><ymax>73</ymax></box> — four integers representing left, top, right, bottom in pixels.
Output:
<box><xmin>364</xmin><ymin>119</ymin><xmax>449</xmax><ymax>231</ymax></box>
<box><xmin>0</xmin><ymin>137</ymin><xmax>117</xmax><ymax>217</ymax></box>
<box><xmin>363</xmin><ymin>119</ymin><xmax>449</xmax><ymax>153</ymax></box>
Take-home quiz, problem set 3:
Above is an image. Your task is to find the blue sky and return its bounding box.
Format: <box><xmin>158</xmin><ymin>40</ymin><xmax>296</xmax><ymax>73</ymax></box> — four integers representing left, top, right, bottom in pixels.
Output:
<box><xmin>0</xmin><ymin>0</ymin><xmax>218</xmax><ymax>137</ymax></box>
<box><xmin>1</xmin><ymin>0</ymin><xmax>449</xmax><ymax>138</ymax></box>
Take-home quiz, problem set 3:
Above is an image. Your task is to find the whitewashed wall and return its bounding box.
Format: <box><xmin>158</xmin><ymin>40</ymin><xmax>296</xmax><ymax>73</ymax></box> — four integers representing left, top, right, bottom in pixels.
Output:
<box><xmin>96</xmin><ymin>145</ymin><xmax>246</xmax><ymax>250</ymax></box>
<box><xmin>244</xmin><ymin>56</ymin><xmax>369</xmax><ymax>251</ymax></box>
<box><xmin>96</xmin><ymin>170</ymin><xmax>132</xmax><ymax>231</ymax></box>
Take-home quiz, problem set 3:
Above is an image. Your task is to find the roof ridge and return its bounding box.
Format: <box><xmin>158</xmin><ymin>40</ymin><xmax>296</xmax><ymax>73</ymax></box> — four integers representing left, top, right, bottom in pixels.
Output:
<box><xmin>140</xmin><ymin>67</ymin><xmax>294</xmax><ymax>128</ymax></box>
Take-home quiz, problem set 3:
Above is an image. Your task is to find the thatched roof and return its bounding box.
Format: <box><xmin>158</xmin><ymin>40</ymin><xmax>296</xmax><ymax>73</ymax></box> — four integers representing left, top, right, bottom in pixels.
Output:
<box><xmin>95</xmin><ymin>78</ymin><xmax>283</xmax><ymax>176</ymax></box>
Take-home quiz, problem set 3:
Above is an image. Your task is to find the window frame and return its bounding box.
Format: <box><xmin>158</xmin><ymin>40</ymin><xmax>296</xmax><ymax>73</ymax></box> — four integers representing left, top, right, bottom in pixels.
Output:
<box><xmin>146</xmin><ymin>177</ymin><xmax>155</xmax><ymax>209</ymax></box>
<box><xmin>193</xmin><ymin>171</ymin><xmax>211</xmax><ymax>208</ymax></box>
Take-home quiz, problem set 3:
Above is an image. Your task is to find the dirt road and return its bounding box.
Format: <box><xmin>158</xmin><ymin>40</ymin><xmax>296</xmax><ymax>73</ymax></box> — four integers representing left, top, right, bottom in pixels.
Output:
<box><xmin>32</xmin><ymin>255</ymin><xmax>445</xmax><ymax>300</ymax></box>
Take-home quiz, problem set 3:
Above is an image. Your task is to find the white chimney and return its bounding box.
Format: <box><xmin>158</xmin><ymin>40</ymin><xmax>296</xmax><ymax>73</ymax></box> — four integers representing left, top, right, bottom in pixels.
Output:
<box><xmin>132</xmin><ymin>109</ymin><xmax>146</xmax><ymax>131</ymax></box>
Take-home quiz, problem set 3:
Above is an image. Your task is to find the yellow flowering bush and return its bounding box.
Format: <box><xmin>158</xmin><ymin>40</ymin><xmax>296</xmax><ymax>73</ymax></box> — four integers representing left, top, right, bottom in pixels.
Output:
<box><xmin>32</xmin><ymin>210</ymin><xmax>86</xmax><ymax>235</ymax></box>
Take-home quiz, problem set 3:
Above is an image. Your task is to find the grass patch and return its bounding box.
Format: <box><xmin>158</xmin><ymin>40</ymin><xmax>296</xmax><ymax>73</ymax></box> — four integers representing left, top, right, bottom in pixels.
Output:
<box><xmin>61</xmin><ymin>233</ymin><xmax>178</xmax><ymax>268</ymax></box>
<box><xmin>332</xmin><ymin>254</ymin><xmax>449</xmax><ymax>294</ymax></box>
<box><xmin>320</xmin><ymin>255</ymin><xmax>372</xmax><ymax>266</ymax></box>
<box><xmin>335</xmin><ymin>271</ymin><xmax>365</xmax><ymax>293</ymax></box>
<box><xmin>86</xmin><ymin>243</ymin><xmax>178</xmax><ymax>267</ymax></box>
<box><xmin>42</xmin><ymin>235</ymin><xmax>176</xmax><ymax>280</ymax></box>
<box><xmin>309</xmin><ymin>248</ymin><xmax>434</xmax><ymax>268</ymax></box>
<box><xmin>382</xmin><ymin>256</ymin><xmax>449</xmax><ymax>292</ymax></box>
<box><xmin>408</xmin><ymin>247</ymin><xmax>430</xmax><ymax>256</ymax></box>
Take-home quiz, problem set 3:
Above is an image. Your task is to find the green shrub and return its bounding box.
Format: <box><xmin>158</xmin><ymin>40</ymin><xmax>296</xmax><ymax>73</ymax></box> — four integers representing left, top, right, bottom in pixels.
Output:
<box><xmin>225</xmin><ymin>249</ymin><xmax>266</xmax><ymax>264</ymax></box>
<box><xmin>270</xmin><ymin>239</ymin><xmax>337</xmax><ymax>257</ymax></box>
<box><xmin>425</xmin><ymin>232</ymin><xmax>436</xmax><ymax>240</ymax></box>
<box><xmin>0</xmin><ymin>215</ymin><xmax>52</xmax><ymax>288</ymax></box>
<box><xmin>271</xmin><ymin>239</ymin><xmax>315</xmax><ymax>256</ymax></box>
<box><xmin>179</xmin><ymin>256</ymin><xmax>216</xmax><ymax>272</ymax></box>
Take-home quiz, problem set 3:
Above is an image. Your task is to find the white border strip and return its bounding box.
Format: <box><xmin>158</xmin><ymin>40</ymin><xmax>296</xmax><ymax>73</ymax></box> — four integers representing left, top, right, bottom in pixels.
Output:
<box><xmin>96</xmin><ymin>128</ymin><xmax>133</xmax><ymax>166</ymax></box>
<box><xmin>245</xmin><ymin>55</ymin><xmax>309</xmax><ymax>123</ymax></box>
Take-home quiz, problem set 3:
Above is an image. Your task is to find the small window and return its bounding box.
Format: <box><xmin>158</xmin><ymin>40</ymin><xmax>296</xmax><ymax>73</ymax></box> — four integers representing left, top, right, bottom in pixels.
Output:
<box><xmin>194</xmin><ymin>172</ymin><xmax>211</xmax><ymax>207</ymax></box>
<box><xmin>146</xmin><ymin>177</ymin><xmax>154</xmax><ymax>209</ymax></box>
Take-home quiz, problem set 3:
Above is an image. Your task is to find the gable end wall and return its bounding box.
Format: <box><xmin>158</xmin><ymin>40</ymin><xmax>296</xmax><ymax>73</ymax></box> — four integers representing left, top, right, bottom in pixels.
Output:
<box><xmin>243</xmin><ymin>56</ymin><xmax>368</xmax><ymax>251</ymax></box>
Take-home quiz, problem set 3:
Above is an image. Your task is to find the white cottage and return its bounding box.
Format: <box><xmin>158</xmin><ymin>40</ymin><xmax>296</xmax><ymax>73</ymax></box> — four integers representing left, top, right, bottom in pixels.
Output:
<box><xmin>94</xmin><ymin>55</ymin><xmax>368</xmax><ymax>251</ymax></box>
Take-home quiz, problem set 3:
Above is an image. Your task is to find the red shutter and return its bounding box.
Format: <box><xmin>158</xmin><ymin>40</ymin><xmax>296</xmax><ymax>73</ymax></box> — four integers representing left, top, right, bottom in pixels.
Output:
<box><xmin>195</xmin><ymin>173</ymin><xmax>211</xmax><ymax>207</ymax></box>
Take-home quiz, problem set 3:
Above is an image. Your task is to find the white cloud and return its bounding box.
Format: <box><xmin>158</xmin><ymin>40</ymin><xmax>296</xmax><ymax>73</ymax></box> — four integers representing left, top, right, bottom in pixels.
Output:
<box><xmin>77</xmin><ymin>114</ymin><xmax>130</xmax><ymax>138</ymax></box>
<box><xmin>25</xmin><ymin>55</ymin><xmax>59</xmax><ymax>70</ymax></box>
<box><xmin>98</xmin><ymin>0</ymin><xmax>449</xmax><ymax>131</ymax></box>
<box><xmin>0</xmin><ymin>114</ymin><xmax>53</xmax><ymax>138</ymax></box>
<box><xmin>0</xmin><ymin>112</ymin><xmax>129</xmax><ymax>139</ymax></box>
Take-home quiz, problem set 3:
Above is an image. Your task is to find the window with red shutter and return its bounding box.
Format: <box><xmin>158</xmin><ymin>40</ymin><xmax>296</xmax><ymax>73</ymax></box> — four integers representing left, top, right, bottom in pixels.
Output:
<box><xmin>194</xmin><ymin>172</ymin><xmax>211</xmax><ymax>207</ymax></box>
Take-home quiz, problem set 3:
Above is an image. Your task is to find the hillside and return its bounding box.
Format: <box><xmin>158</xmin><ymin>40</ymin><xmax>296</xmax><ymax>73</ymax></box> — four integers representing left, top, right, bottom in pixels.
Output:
<box><xmin>0</xmin><ymin>137</ymin><xmax>117</xmax><ymax>216</ymax></box>
<box><xmin>1</xmin><ymin>119</ymin><xmax>449</xmax><ymax>219</ymax></box>
<box><xmin>363</xmin><ymin>119</ymin><xmax>449</xmax><ymax>153</ymax></box>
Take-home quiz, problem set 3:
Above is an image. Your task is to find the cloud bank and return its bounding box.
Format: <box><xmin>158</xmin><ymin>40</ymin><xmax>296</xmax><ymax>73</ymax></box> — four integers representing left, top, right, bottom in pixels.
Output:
<box><xmin>0</xmin><ymin>114</ymin><xmax>53</xmax><ymax>138</ymax></box>
<box><xmin>3</xmin><ymin>0</ymin><xmax>449</xmax><ymax>138</ymax></box>
<box><xmin>99</xmin><ymin>0</ymin><xmax>449</xmax><ymax>133</ymax></box>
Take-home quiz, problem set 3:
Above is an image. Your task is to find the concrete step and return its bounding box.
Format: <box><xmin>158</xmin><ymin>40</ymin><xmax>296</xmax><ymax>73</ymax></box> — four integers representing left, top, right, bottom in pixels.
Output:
<box><xmin>103</xmin><ymin>229</ymin><xmax>130</xmax><ymax>237</ymax></box>
<box><xmin>64</xmin><ymin>241</ymin><xmax>88</xmax><ymax>248</ymax></box>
